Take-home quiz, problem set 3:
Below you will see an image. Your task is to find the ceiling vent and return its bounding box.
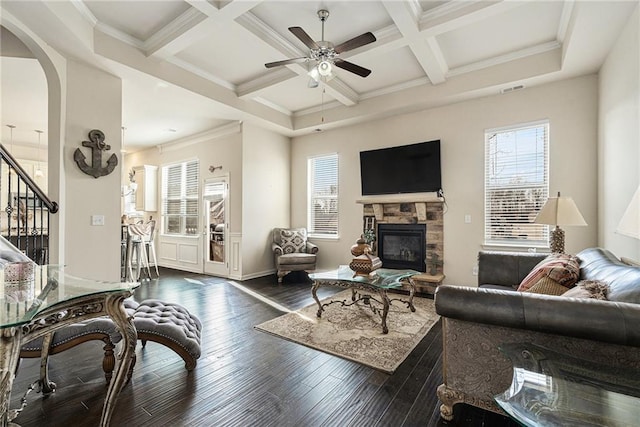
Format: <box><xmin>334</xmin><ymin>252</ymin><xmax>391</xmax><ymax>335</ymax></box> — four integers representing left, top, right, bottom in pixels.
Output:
<box><xmin>501</xmin><ymin>85</ymin><xmax>525</xmax><ymax>94</ymax></box>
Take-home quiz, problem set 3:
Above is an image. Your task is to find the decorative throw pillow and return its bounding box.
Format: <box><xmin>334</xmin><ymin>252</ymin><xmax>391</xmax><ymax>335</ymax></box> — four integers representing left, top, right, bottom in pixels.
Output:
<box><xmin>562</xmin><ymin>280</ymin><xmax>609</xmax><ymax>300</ymax></box>
<box><xmin>523</xmin><ymin>276</ymin><xmax>568</xmax><ymax>296</ymax></box>
<box><xmin>517</xmin><ymin>253</ymin><xmax>581</xmax><ymax>292</ymax></box>
<box><xmin>280</xmin><ymin>229</ymin><xmax>306</xmax><ymax>254</ymax></box>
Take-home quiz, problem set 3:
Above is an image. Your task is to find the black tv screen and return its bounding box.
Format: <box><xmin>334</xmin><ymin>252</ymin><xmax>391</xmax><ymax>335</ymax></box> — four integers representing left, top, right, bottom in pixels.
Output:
<box><xmin>360</xmin><ymin>140</ymin><xmax>441</xmax><ymax>195</ymax></box>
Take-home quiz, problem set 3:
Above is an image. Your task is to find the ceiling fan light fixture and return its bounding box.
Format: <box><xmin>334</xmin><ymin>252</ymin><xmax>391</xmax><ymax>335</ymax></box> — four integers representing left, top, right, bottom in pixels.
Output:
<box><xmin>318</xmin><ymin>60</ymin><xmax>332</xmax><ymax>77</ymax></box>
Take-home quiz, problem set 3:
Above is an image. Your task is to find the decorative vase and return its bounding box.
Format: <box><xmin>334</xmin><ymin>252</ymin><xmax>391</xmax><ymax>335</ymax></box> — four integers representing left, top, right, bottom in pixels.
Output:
<box><xmin>350</xmin><ymin>237</ymin><xmax>371</xmax><ymax>256</ymax></box>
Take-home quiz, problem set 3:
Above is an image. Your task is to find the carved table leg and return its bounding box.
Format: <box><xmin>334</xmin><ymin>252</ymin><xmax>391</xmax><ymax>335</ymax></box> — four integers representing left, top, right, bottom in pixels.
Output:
<box><xmin>407</xmin><ymin>278</ymin><xmax>416</xmax><ymax>312</ymax></box>
<box><xmin>100</xmin><ymin>293</ymin><xmax>137</xmax><ymax>427</ymax></box>
<box><xmin>378</xmin><ymin>289</ymin><xmax>390</xmax><ymax>334</ymax></box>
<box><xmin>1</xmin><ymin>326</ymin><xmax>23</xmax><ymax>425</ymax></box>
<box><xmin>37</xmin><ymin>333</ymin><xmax>56</xmax><ymax>395</ymax></box>
<box><xmin>312</xmin><ymin>281</ymin><xmax>323</xmax><ymax>318</ymax></box>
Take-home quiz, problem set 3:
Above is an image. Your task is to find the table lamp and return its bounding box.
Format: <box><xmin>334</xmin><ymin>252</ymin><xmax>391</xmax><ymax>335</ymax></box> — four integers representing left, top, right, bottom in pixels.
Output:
<box><xmin>534</xmin><ymin>192</ymin><xmax>587</xmax><ymax>253</ymax></box>
<box><xmin>616</xmin><ymin>185</ymin><xmax>640</xmax><ymax>240</ymax></box>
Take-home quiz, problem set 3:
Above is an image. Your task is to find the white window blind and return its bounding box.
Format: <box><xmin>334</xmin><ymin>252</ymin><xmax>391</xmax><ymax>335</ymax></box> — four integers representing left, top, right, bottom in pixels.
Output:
<box><xmin>162</xmin><ymin>159</ymin><xmax>199</xmax><ymax>235</ymax></box>
<box><xmin>484</xmin><ymin>121</ymin><xmax>549</xmax><ymax>246</ymax></box>
<box><xmin>308</xmin><ymin>154</ymin><xmax>338</xmax><ymax>237</ymax></box>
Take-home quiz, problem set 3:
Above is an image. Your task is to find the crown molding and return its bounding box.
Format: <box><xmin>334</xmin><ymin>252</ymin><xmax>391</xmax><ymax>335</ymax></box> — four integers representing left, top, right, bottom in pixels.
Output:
<box><xmin>158</xmin><ymin>121</ymin><xmax>241</xmax><ymax>153</ymax></box>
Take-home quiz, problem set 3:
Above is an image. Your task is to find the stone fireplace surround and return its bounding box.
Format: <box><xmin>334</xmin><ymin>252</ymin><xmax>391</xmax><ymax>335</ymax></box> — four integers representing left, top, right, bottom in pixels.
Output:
<box><xmin>357</xmin><ymin>193</ymin><xmax>444</xmax><ymax>277</ymax></box>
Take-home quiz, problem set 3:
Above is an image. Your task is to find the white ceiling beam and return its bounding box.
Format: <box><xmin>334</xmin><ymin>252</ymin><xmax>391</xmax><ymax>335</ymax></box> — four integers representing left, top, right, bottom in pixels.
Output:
<box><xmin>237</xmin><ymin>68</ymin><xmax>298</xmax><ymax>98</ymax></box>
<box><xmin>145</xmin><ymin>0</ymin><xmax>262</xmax><ymax>59</ymax></box>
<box><xmin>382</xmin><ymin>0</ymin><xmax>446</xmax><ymax>84</ymax></box>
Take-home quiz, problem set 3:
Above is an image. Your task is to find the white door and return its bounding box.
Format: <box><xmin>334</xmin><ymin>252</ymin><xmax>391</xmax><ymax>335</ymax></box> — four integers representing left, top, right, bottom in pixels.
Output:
<box><xmin>203</xmin><ymin>177</ymin><xmax>229</xmax><ymax>277</ymax></box>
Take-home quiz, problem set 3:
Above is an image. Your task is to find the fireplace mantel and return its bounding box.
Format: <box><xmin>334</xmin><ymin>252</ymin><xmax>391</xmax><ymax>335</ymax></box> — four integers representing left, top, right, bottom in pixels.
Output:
<box><xmin>356</xmin><ymin>193</ymin><xmax>443</xmax><ymax>221</ymax></box>
<box><xmin>355</xmin><ymin>193</ymin><xmax>443</xmax><ymax>205</ymax></box>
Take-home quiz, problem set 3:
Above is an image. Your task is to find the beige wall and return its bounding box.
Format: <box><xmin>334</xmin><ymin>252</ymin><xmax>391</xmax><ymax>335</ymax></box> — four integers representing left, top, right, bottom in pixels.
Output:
<box><xmin>241</xmin><ymin>123</ymin><xmax>291</xmax><ymax>278</ymax></box>
<box><xmin>599</xmin><ymin>5</ymin><xmax>640</xmax><ymax>260</ymax></box>
<box><xmin>291</xmin><ymin>75</ymin><xmax>599</xmax><ymax>286</ymax></box>
<box><xmin>63</xmin><ymin>60</ymin><xmax>122</xmax><ymax>281</ymax></box>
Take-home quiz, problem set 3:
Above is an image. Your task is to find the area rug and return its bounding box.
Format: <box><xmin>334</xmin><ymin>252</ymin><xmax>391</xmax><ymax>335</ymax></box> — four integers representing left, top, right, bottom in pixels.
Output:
<box><xmin>254</xmin><ymin>290</ymin><xmax>439</xmax><ymax>374</ymax></box>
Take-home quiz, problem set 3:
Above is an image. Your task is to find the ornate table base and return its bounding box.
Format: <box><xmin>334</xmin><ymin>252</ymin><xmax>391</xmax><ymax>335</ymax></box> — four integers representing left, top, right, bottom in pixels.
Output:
<box><xmin>311</xmin><ymin>272</ymin><xmax>416</xmax><ymax>334</ymax></box>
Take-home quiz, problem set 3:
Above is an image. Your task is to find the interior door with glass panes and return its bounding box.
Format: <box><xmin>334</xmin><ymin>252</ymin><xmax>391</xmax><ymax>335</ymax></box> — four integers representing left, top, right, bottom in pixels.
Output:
<box><xmin>203</xmin><ymin>177</ymin><xmax>229</xmax><ymax>277</ymax></box>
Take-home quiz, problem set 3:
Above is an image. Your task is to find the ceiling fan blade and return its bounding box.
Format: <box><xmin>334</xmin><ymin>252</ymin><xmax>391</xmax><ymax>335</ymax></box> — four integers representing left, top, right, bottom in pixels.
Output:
<box><xmin>289</xmin><ymin>27</ymin><xmax>320</xmax><ymax>50</ymax></box>
<box><xmin>265</xmin><ymin>57</ymin><xmax>308</xmax><ymax>68</ymax></box>
<box><xmin>334</xmin><ymin>59</ymin><xmax>372</xmax><ymax>77</ymax></box>
<box><xmin>334</xmin><ymin>32</ymin><xmax>376</xmax><ymax>54</ymax></box>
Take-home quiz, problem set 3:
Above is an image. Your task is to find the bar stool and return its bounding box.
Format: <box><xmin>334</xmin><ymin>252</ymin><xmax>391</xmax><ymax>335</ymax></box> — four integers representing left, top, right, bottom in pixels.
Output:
<box><xmin>144</xmin><ymin>219</ymin><xmax>159</xmax><ymax>278</ymax></box>
<box><xmin>126</xmin><ymin>222</ymin><xmax>153</xmax><ymax>281</ymax></box>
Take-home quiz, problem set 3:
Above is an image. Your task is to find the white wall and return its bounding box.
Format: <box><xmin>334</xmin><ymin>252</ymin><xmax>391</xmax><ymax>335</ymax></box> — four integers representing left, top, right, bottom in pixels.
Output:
<box><xmin>599</xmin><ymin>5</ymin><xmax>640</xmax><ymax>260</ymax></box>
<box><xmin>63</xmin><ymin>59</ymin><xmax>122</xmax><ymax>281</ymax></box>
<box><xmin>291</xmin><ymin>75</ymin><xmax>599</xmax><ymax>286</ymax></box>
<box><xmin>241</xmin><ymin>123</ymin><xmax>291</xmax><ymax>279</ymax></box>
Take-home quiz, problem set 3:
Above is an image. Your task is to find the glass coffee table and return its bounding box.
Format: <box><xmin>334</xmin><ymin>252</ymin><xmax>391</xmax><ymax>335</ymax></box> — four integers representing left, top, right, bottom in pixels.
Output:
<box><xmin>309</xmin><ymin>266</ymin><xmax>419</xmax><ymax>334</ymax></box>
<box><xmin>494</xmin><ymin>342</ymin><xmax>640</xmax><ymax>426</ymax></box>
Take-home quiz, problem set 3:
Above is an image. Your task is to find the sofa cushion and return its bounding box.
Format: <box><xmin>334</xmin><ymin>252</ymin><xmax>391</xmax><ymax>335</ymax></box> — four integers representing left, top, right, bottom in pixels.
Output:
<box><xmin>517</xmin><ymin>253</ymin><xmax>580</xmax><ymax>292</ymax></box>
<box><xmin>523</xmin><ymin>276</ymin><xmax>567</xmax><ymax>296</ymax></box>
<box><xmin>562</xmin><ymin>279</ymin><xmax>609</xmax><ymax>300</ymax></box>
<box><xmin>278</xmin><ymin>252</ymin><xmax>316</xmax><ymax>265</ymax></box>
<box><xmin>280</xmin><ymin>229</ymin><xmax>306</xmax><ymax>254</ymax></box>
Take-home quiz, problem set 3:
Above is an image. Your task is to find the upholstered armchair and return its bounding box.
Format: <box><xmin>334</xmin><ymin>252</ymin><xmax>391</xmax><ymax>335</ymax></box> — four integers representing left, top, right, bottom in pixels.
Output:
<box><xmin>272</xmin><ymin>227</ymin><xmax>319</xmax><ymax>283</ymax></box>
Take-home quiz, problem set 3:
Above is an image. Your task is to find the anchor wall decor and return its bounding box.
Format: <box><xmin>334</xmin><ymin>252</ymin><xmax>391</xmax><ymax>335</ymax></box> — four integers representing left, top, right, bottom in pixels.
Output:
<box><xmin>73</xmin><ymin>129</ymin><xmax>118</xmax><ymax>178</ymax></box>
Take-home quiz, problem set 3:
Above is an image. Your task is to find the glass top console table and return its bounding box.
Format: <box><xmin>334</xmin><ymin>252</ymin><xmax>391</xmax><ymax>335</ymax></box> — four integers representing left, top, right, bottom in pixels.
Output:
<box><xmin>1</xmin><ymin>264</ymin><xmax>139</xmax><ymax>427</ymax></box>
<box><xmin>494</xmin><ymin>342</ymin><xmax>640</xmax><ymax>426</ymax></box>
<box><xmin>309</xmin><ymin>267</ymin><xmax>419</xmax><ymax>334</ymax></box>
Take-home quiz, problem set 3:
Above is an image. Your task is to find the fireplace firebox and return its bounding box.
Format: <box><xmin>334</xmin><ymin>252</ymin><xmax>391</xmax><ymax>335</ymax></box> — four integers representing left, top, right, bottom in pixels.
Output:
<box><xmin>377</xmin><ymin>223</ymin><xmax>426</xmax><ymax>272</ymax></box>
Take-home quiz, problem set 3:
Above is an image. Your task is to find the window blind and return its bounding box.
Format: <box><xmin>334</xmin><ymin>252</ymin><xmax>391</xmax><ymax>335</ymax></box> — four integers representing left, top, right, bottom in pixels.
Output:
<box><xmin>308</xmin><ymin>154</ymin><xmax>338</xmax><ymax>236</ymax></box>
<box><xmin>484</xmin><ymin>122</ymin><xmax>549</xmax><ymax>246</ymax></box>
<box><xmin>161</xmin><ymin>159</ymin><xmax>199</xmax><ymax>235</ymax></box>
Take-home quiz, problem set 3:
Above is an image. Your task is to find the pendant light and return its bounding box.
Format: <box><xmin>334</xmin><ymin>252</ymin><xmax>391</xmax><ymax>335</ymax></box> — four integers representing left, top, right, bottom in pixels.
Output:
<box><xmin>6</xmin><ymin>124</ymin><xmax>16</xmax><ymax>153</ymax></box>
<box><xmin>34</xmin><ymin>130</ymin><xmax>44</xmax><ymax>177</ymax></box>
<box><xmin>6</xmin><ymin>124</ymin><xmax>16</xmax><ymax>175</ymax></box>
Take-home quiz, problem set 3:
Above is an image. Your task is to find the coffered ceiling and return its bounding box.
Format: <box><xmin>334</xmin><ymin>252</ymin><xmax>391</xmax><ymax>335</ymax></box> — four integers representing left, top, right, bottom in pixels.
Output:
<box><xmin>1</xmin><ymin>0</ymin><xmax>637</xmax><ymax>150</ymax></box>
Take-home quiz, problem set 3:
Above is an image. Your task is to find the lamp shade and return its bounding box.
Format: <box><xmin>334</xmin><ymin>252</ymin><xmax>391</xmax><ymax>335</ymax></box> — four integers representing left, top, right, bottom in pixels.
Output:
<box><xmin>534</xmin><ymin>192</ymin><xmax>587</xmax><ymax>226</ymax></box>
<box><xmin>617</xmin><ymin>186</ymin><xmax>640</xmax><ymax>239</ymax></box>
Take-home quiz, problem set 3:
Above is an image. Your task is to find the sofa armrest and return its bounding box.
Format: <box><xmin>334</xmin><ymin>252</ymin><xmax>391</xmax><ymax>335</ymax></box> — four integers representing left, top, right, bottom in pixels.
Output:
<box><xmin>271</xmin><ymin>242</ymin><xmax>283</xmax><ymax>256</ymax></box>
<box><xmin>435</xmin><ymin>285</ymin><xmax>640</xmax><ymax>347</ymax></box>
<box><xmin>306</xmin><ymin>241</ymin><xmax>319</xmax><ymax>254</ymax></box>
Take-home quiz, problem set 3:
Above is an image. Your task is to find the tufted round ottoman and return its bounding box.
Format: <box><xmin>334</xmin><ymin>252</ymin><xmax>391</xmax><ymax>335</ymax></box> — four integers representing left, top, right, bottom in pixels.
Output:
<box><xmin>131</xmin><ymin>299</ymin><xmax>202</xmax><ymax>370</ymax></box>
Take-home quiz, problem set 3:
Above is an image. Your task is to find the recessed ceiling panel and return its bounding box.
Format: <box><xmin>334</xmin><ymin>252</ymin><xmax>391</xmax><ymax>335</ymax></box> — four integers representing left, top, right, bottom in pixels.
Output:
<box><xmin>175</xmin><ymin>20</ymin><xmax>280</xmax><ymax>86</ymax></box>
<box><xmin>85</xmin><ymin>0</ymin><xmax>193</xmax><ymax>41</ymax></box>
<box><xmin>437</xmin><ymin>1</ymin><xmax>563</xmax><ymax>69</ymax></box>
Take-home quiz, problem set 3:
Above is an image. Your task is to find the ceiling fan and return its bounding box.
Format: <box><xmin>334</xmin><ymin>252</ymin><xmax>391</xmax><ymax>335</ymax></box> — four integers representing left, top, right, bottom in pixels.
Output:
<box><xmin>264</xmin><ymin>9</ymin><xmax>376</xmax><ymax>87</ymax></box>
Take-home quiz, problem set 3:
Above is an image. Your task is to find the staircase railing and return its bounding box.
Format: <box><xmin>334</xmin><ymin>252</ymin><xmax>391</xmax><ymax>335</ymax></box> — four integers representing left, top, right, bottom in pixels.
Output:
<box><xmin>0</xmin><ymin>143</ymin><xmax>58</xmax><ymax>265</ymax></box>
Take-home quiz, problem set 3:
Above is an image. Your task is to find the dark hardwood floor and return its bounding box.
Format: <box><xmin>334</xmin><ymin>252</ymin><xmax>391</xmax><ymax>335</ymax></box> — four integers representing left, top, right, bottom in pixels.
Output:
<box><xmin>10</xmin><ymin>269</ymin><xmax>518</xmax><ymax>426</ymax></box>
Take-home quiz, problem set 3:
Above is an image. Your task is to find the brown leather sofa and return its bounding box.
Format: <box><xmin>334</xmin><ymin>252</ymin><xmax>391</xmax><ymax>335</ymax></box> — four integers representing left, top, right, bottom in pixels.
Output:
<box><xmin>435</xmin><ymin>248</ymin><xmax>640</xmax><ymax>421</ymax></box>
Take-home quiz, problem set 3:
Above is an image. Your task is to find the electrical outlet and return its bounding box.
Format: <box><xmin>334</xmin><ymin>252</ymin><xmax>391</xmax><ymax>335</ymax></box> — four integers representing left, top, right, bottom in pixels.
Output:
<box><xmin>464</xmin><ymin>214</ymin><xmax>471</xmax><ymax>224</ymax></box>
<box><xmin>91</xmin><ymin>215</ymin><xmax>105</xmax><ymax>226</ymax></box>
<box><xmin>472</xmin><ymin>265</ymin><xmax>479</xmax><ymax>276</ymax></box>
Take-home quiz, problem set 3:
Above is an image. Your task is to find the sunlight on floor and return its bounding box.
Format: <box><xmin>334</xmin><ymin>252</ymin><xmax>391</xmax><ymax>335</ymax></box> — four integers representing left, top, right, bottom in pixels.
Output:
<box><xmin>226</xmin><ymin>280</ymin><xmax>292</xmax><ymax>313</ymax></box>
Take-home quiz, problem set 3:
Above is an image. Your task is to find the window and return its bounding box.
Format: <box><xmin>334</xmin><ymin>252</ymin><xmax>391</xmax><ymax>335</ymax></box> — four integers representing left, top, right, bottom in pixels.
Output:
<box><xmin>485</xmin><ymin>121</ymin><xmax>549</xmax><ymax>246</ymax></box>
<box><xmin>162</xmin><ymin>159</ymin><xmax>199</xmax><ymax>235</ymax></box>
<box><xmin>308</xmin><ymin>153</ymin><xmax>338</xmax><ymax>237</ymax></box>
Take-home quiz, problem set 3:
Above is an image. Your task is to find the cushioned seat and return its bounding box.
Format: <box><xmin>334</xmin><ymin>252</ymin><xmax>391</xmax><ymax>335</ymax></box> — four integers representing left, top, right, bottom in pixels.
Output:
<box><xmin>20</xmin><ymin>299</ymin><xmax>202</xmax><ymax>388</ymax></box>
<box><xmin>131</xmin><ymin>299</ymin><xmax>202</xmax><ymax>370</ymax></box>
<box><xmin>272</xmin><ymin>227</ymin><xmax>319</xmax><ymax>283</ymax></box>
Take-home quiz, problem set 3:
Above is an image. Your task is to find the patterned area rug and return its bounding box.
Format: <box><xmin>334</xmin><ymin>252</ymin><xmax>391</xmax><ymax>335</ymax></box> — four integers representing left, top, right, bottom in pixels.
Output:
<box><xmin>254</xmin><ymin>290</ymin><xmax>439</xmax><ymax>374</ymax></box>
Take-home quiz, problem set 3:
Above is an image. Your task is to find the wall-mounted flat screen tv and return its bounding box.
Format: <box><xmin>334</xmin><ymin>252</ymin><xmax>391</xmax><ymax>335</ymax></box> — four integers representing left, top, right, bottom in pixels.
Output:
<box><xmin>360</xmin><ymin>140</ymin><xmax>441</xmax><ymax>196</ymax></box>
